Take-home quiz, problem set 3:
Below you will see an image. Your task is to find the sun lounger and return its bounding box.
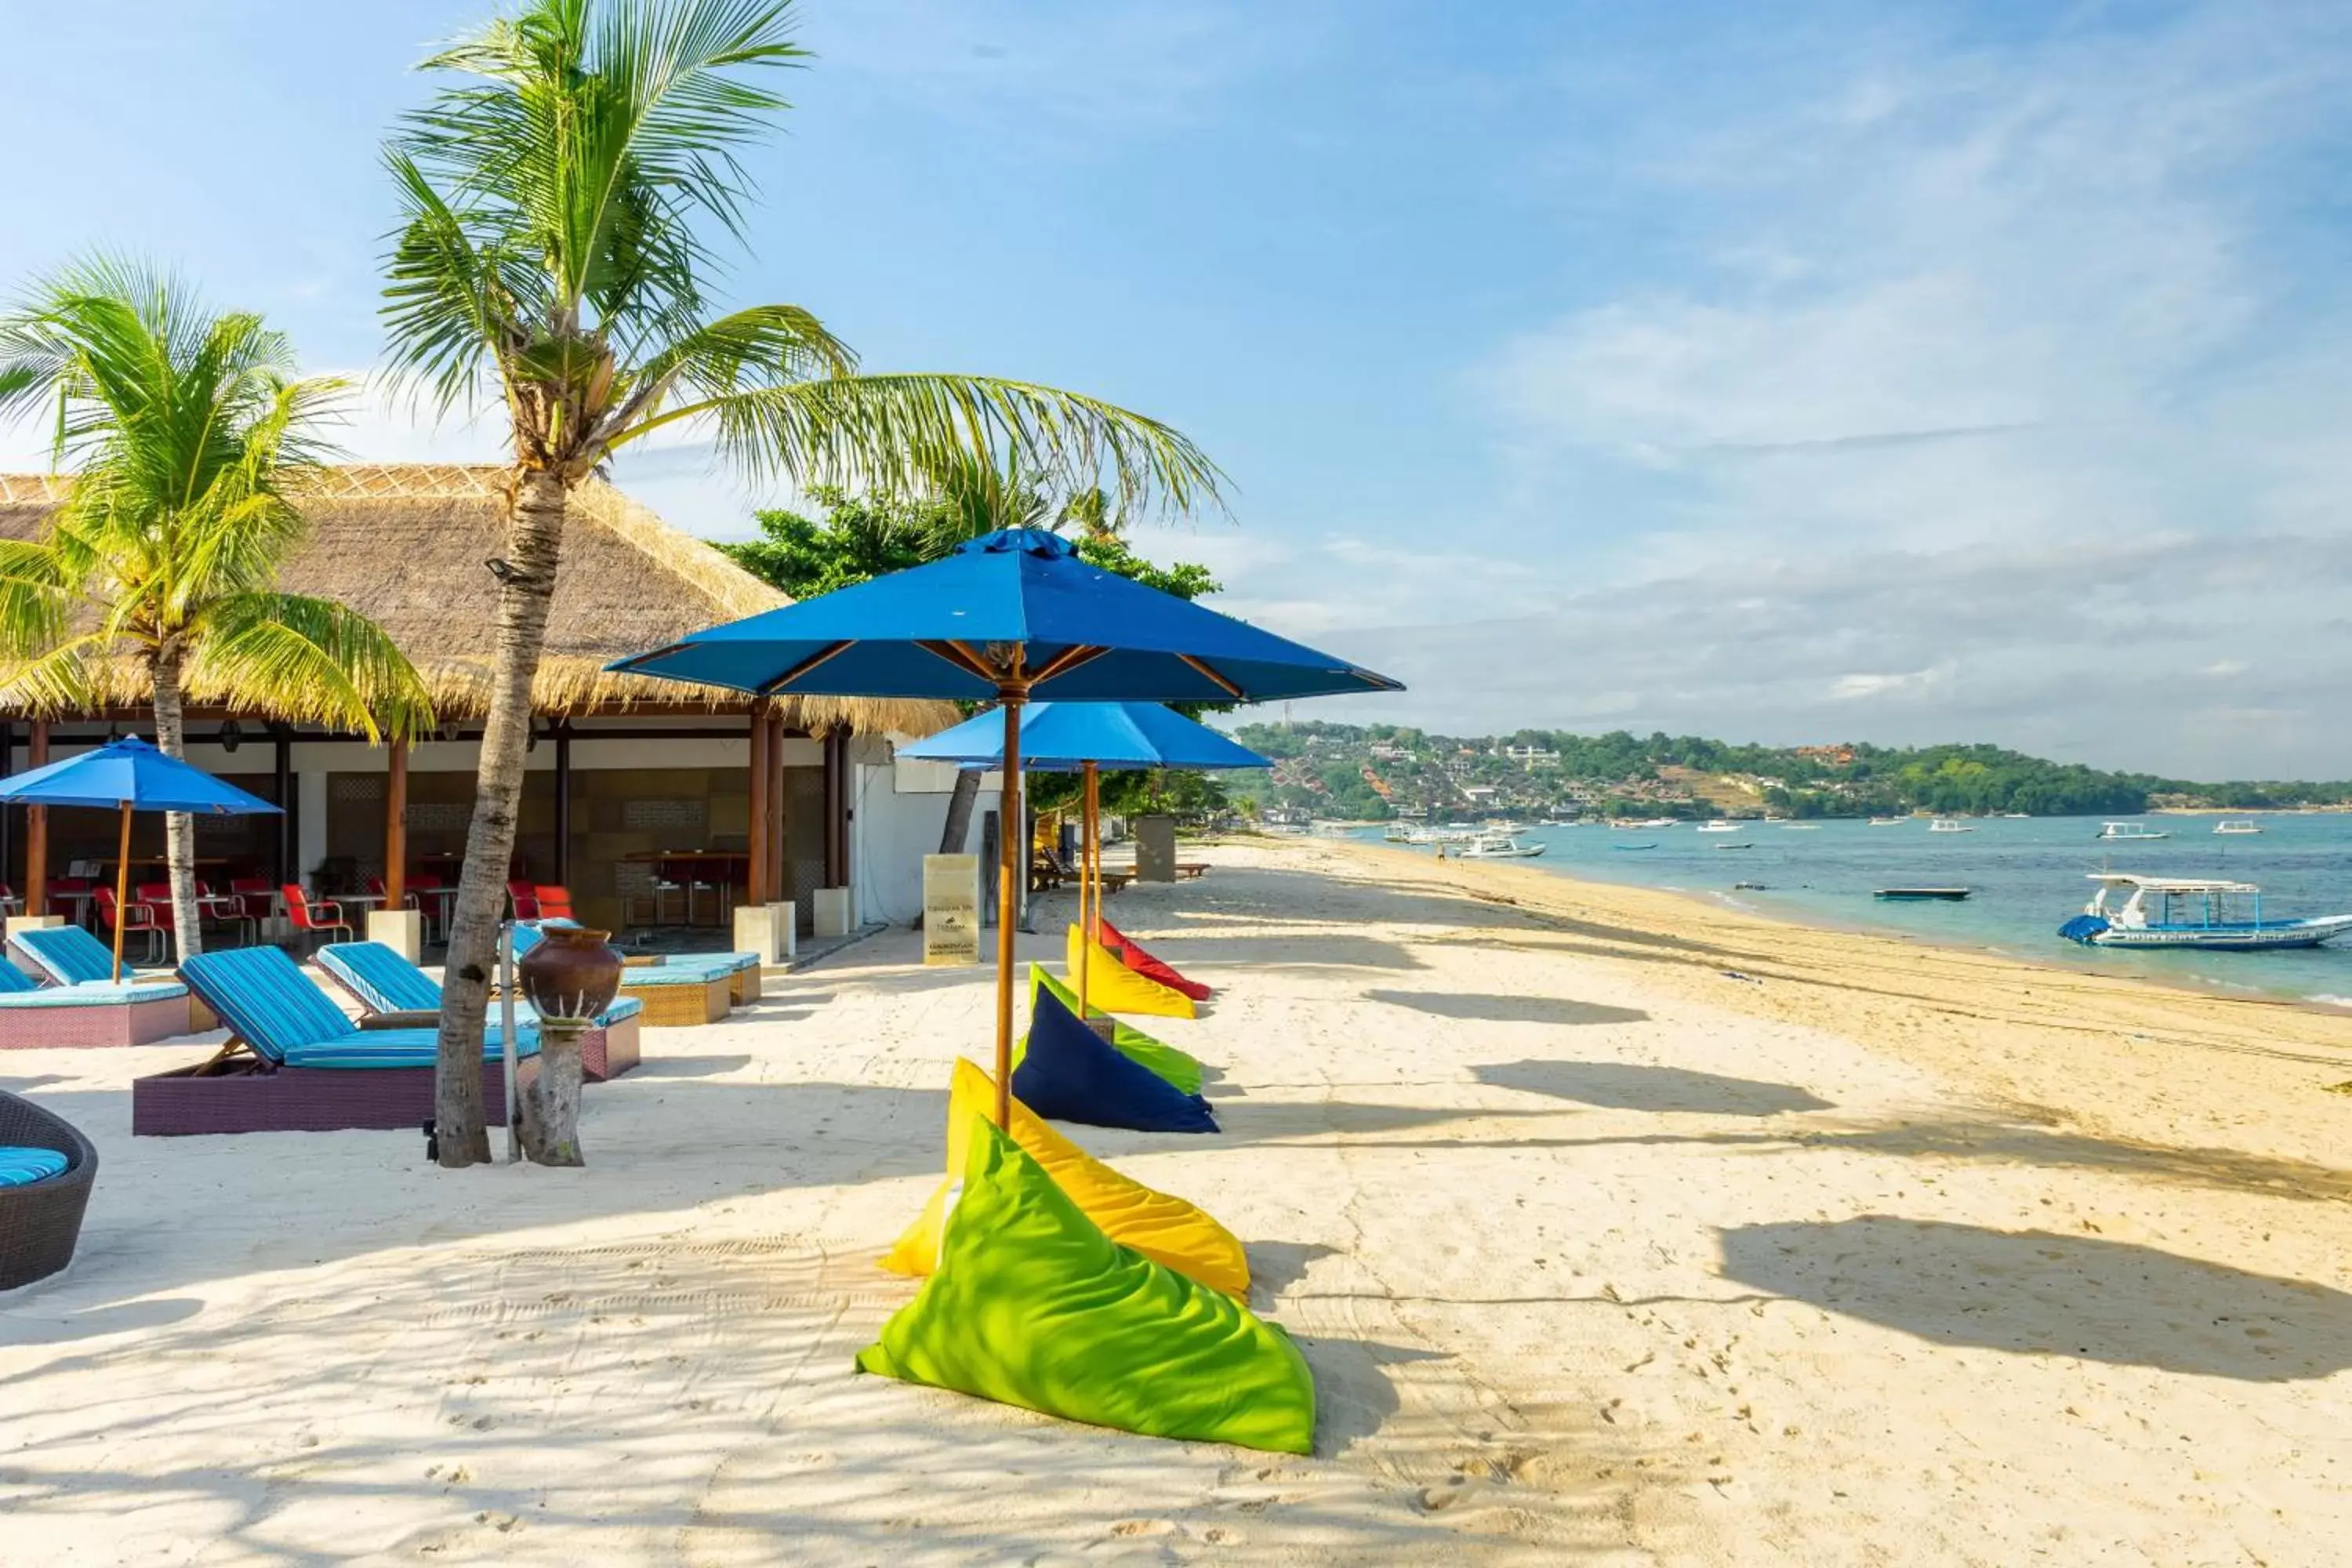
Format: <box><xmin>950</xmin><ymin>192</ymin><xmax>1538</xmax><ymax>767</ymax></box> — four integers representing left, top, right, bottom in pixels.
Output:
<box><xmin>315</xmin><ymin>941</ymin><xmax>641</xmax><ymax>1081</ymax></box>
<box><xmin>131</xmin><ymin>946</ymin><xmax>539</xmax><ymax>1137</ymax></box>
<box><xmin>0</xmin><ymin>1088</ymin><xmax>97</xmax><ymax>1290</ymax></box>
<box><xmin>9</xmin><ymin>923</ymin><xmax>208</xmax><ymax>1036</ymax></box>
<box><xmin>0</xmin><ymin>950</ymin><xmax>192</xmax><ymax>1048</ymax></box>
<box><xmin>514</xmin><ymin>923</ymin><xmax>746</xmax><ymax>1022</ymax></box>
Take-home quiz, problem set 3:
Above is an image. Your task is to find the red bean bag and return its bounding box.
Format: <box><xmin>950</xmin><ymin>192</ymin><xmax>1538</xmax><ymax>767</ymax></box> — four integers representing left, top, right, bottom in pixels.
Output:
<box><xmin>1097</xmin><ymin>918</ymin><xmax>1212</xmax><ymax>1002</ymax></box>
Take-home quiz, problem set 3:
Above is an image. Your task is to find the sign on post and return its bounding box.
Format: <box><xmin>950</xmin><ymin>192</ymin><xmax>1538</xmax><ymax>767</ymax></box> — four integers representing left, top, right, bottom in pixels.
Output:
<box><xmin>923</xmin><ymin>854</ymin><xmax>982</xmax><ymax>965</ymax></box>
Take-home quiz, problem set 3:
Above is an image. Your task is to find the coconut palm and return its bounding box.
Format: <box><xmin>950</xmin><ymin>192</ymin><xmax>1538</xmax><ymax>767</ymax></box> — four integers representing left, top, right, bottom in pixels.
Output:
<box><xmin>381</xmin><ymin>0</ymin><xmax>1225</xmax><ymax>1166</ymax></box>
<box><xmin>0</xmin><ymin>259</ymin><xmax>434</xmax><ymax>959</ymax></box>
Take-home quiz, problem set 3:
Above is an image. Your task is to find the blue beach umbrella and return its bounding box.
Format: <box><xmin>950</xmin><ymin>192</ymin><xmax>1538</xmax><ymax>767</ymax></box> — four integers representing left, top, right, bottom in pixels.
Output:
<box><xmin>0</xmin><ymin>736</ymin><xmax>281</xmax><ymax>979</ymax></box>
<box><xmin>610</xmin><ymin>528</ymin><xmax>1399</xmax><ymax>1123</ymax></box>
<box><xmin>903</xmin><ymin>702</ymin><xmax>1272</xmax><ymax>1007</ymax></box>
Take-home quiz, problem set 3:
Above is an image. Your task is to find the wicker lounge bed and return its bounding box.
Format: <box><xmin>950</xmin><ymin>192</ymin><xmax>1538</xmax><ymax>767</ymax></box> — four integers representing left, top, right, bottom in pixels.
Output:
<box><xmin>132</xmin><ymin>947</ymin><xmax>539</xmax><ymax>1137</ymax></box>
<box><xmin>0</xmin><ymin>1089</ymin><xmax>97</xmax><ymax>1290</ymax></box>
<box><xmin>0</xmin><ymin>954</ymin><xmax>191</xmax><ymax>1048</ymax></box>
<box><xmin>314</xmin><ymin>940</ymin><xmax>641</xmax><ymax>1082</ymax></box>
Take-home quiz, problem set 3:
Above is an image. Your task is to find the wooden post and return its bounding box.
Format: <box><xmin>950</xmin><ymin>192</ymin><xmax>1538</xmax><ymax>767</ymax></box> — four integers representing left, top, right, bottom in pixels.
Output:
<box><xmin>764</xmin><ymin>710</ymin><xmax>786</xmax><ymax>904</ymax></box>
<box><xmin>822</xmin><ymin>728</ymin><xmax>844</xmax><ymax>888</ymax></box>
<box><xmin>25</xmin><ymin>722</ymin><xmax>48</xmax><ymax>919</ymax></box>
<box><xmin>110</xmin><ymin>800</ymin><xmax>133</xmax><ymax>982</ymax></box>
<box><xmin>746</xmin><ymin>704</ymin><xmax>771</xmax><ymax>906</ymax></box>
<box><xmin>553</xmin><ymin>724</ymin><xmax>572</xmax><ymax>888</ymax></box>
<box><xmin>384</xmin><ymin>739</ymin><xmax>408</xmax><ymax>906</ymax></box>
<box><xmin>272</xmin><ymin>726</ymin><xmax>292</xmax><ymax>887</ymax></box>
<box><xmin>0</xmin><ymin>720</ymin><xmax>13</xmax><ymax>885</ymax></box>
<box><xmin>993</xmin><ymin>688</ymin><xmax>1024</xmax><ymax>1128</ymax></box>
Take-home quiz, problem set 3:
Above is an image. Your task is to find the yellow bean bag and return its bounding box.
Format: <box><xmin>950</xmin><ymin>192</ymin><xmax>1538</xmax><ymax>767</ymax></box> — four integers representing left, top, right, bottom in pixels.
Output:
<box><xmin>857</xmin><ymin>1116</ymin><xmax>1313</xmax><ymax>1454</ymax></box>
<box><xmin>883</xmin><ymin>1059</ymin><xmax>1249</xmax><ymax>1297</ymax></box>
<box><xmin>1066</xmin><ymin>923</ymin><xmax>1196</xmax><ymax>1019</ymax></box>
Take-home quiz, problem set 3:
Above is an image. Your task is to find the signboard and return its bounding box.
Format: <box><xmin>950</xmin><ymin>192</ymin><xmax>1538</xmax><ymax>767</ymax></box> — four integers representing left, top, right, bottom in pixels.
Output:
<box><xmin>923</xmin><ymin>854</ymin><xmax>982</xmax><ymax>965</ymax></box>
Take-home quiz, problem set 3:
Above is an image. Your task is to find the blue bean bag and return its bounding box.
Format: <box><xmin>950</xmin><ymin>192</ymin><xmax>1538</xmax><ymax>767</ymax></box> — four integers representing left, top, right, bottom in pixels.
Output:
<box><xmin>1011</xmin><ymin>987</ymin><xmax>1218</xmax><ymax>1134</ymax></box>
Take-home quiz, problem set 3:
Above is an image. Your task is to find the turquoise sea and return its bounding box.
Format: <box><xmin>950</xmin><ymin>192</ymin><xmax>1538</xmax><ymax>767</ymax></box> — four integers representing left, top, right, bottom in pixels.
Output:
<box><xmin>1354</xmin><ymin>815</ymin><xmax>2352</xmax><ymax>1006</ymax></box>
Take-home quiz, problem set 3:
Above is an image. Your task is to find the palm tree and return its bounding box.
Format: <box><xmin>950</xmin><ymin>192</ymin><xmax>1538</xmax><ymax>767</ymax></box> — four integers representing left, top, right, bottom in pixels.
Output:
<box><xmin>381</xmin><ymin>0</ymin><xmax>1224</xmax><ymax>1167</ymax></box>
<box><xmin>0</xmin><ymin>258</ymin><xmax>434</xmax><ymax>959</ymax></box>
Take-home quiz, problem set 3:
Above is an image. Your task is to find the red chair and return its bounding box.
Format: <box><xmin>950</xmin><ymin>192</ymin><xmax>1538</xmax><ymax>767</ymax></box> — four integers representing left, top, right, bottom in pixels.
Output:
<box><xmin>507</xmin><ymin>880</ymin><xmax>542</xmax><ymax>921</ymax></box>
<box><xmin>94</xmin><ymin>887</ymin><xmax>166</xmax><ymax>966</ymax></box>
<box><xmin>532</xmin><ymin>885</ymin><xmax>575</xmax><ymax>921</ymax></box>
<box><xmin>404</xmin><ymin>871</ymin><xmax>447</xmax><ymax>942</ymax></box>
<box><xmin>225</xmin><ymin>878</ymin><xmax>278</xmax><ymax>946</ymax></box>
<box><xmin>132</xmin><ymin>882</ymin><xmax>179</xmax><ymax>939</ymax></box>
<box><xmin>282</xmin><ymin>884</ymin><xmax>351</xmax><ymax>954</ymax></box>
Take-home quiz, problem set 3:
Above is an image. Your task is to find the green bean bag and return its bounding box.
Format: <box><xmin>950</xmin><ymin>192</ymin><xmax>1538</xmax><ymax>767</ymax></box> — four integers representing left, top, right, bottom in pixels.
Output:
<box><xmin>855</xmin><ymin>1116</ymin><xmax>1315</xmax><ymax>1454</ymax></box>
<box><xmin>1022</xmin><ymin>964</ymin><xmax>1204</xmax><ymax>1095</ymax></box>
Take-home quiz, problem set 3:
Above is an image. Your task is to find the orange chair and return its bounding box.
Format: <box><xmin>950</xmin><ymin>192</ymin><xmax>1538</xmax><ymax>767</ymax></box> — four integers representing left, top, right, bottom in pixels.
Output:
<box><xmin>532</xmin><ymin>885</ymin><xmax>575</xmax><ymax>921</ymax></box>
<box><xmin>281</xmin><ymin>884</ymin><xmax>351</xmax><ymax>954</ymax></box>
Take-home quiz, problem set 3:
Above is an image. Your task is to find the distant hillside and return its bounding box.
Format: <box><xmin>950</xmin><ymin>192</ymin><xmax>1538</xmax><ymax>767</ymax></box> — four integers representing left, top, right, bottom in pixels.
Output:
<box><xmin>1224</xmin><ymin>722</ymin><xmax>2352</xmax><ymax>822</ymax></box>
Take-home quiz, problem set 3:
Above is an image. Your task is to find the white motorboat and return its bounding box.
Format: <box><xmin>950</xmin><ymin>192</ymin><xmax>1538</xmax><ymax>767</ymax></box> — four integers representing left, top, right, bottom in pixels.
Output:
<box><xmin>1867</xmin><ymin>816</ymin><xmax>1905</xmax><ymax>826</ymax></box>
<box><xmin>1928</xmin><ymin>818</ymin><xmax>1975</xmax><ymax>834</ymax></box>
<box><xmin>2096</xmin><ymin>822</ymin><xmax>2170</xmax><ymax>841</ymax></box>
<box><xmin>2213</xmin><ymin>820</ymin><xmax>2263</xmax><ymax>836</ymax></box>
<box><xmin>1695</xmin><ymin>819</ymin><xmax>1743</xmax><ymax>833</ymax></box>
<box><xmin>1457</xmin><ymin>833</ymin><xmax>1546</xmax><ymax>859</ymax></box>
<box><xmin>2060</xmin><ymin>875</ymin><xmax>2352</xmax><ymax>950</ymax></box>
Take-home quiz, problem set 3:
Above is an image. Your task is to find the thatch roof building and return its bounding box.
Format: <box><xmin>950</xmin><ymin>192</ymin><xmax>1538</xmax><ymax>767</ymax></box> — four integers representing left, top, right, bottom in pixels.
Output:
<box><xmin>0</xmin><ymin>463</ymin><xmax>952</xmax><ymax>736</ymax></box>
<box><xmin>0</xmin><ymin>465</ymin><xmax>955</xmax><ymax>940</ymax></box>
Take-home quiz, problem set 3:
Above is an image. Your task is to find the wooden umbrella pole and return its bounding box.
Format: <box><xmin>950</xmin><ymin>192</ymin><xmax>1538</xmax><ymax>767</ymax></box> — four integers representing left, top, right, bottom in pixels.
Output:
<box><xmin>1086</xmin><ymin>760</ymin><xmax>1101</xmax><ymax>941</ymax></box>
<box><xmin>1078</xmin><ymin>760</ymin><xmax>1096</xmax><ymax>1019</ymax></box>
<box><xmin>111</xmin><ymin>800</ymin><xmax>133</xmax><ymax>982</ymax></box>
<box><xmin>993</xmin><ymin>689</ymin><xmax>1024</xmax><ymax>1128</ymax></box>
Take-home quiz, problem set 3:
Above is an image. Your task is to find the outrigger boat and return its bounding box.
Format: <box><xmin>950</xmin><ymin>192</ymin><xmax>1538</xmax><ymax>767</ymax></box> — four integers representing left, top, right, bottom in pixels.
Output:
<box><xmin>1457</xmin><ymin>833</ymin><xmax>1545</xmax><ymax>859</ymax></box>
<box><xmin>2058</xmin><ymin>874</ymin><xmax>2352</xmax><ymax>950</ymax></box>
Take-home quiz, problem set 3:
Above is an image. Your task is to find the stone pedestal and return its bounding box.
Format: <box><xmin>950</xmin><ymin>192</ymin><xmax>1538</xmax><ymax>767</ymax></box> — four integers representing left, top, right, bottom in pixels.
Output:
<box><xmin>733</xmin><ymin>902</ymin><xmax>789</xmax><ymax>965</ymax></box>
<box><xmin>769</xmin><ymin>901</ymin><xmax>797</xmax><ymax>961</ymax></box>
<box><xmin>812</xmin><ymin>887</ymin><xmax>855</xmax><ymax>939</ymax></box>
<box><xmin>1135</xmin><ymin>815</ymin><xmax>1178</xmax><ymax>883</ymax></box>
<box><xmin>366</xmin><ymin>907</ymin><xmax>423</xmax><ymax>963</ymax></box>
<box><xmin>6</xmin><ymin>913</ymin><xmax>65</xmax><ymax>939</ymax></box>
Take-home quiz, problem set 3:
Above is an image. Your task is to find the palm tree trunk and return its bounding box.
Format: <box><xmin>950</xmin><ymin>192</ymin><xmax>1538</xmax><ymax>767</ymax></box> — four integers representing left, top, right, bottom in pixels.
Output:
<box><xmin>149</xmin><ymin>646</ymin><xmax>204</xmax><ymax>965</ymax></box>
<box><xmin>937</xmin><ymin>768</ymin><xmax>981</xmax><ymax>854</ymax></box>
<box><xmin>434</xmin><ymin>466</ymin><xmax>569</xmax><ymax>1169</ymax></box>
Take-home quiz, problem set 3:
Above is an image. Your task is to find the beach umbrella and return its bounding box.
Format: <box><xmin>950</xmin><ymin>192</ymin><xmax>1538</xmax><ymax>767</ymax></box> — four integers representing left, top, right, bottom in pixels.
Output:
<box><xmin>0</xmin><ymin>736</ymin><xmax>282</xmax><ymax>980</ymax></box>
<box><xmin>610</xmin><ymin>528</ymin><xmax>1399</xmax><ymax>1124</ymax></box>
<box><xmin>900</xmin><ymin>702</ymin><xmax>1270</xmax><ymax>1012</ymax></box>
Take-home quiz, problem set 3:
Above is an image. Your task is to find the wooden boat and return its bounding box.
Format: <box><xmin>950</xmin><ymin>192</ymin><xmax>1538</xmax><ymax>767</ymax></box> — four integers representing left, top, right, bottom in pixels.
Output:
<box><xmin>2058</xmin><ymin>874</ymin><xmax>2352</xmax><ymax>950</ymax></box>
<box><xmin>1457</xmin><ymin>833</ymin><xmax>1545</xmax><ymax>859</ymax></box>
<box><xmin>1876</xmin><ymin>887</ymin><xmax>1971</xmax><ymax>902</ymax></box>
<box><xmin>1612</xmin><ymin>842</ymin><xmax>1658</xmax><ymax>851</ymax></box>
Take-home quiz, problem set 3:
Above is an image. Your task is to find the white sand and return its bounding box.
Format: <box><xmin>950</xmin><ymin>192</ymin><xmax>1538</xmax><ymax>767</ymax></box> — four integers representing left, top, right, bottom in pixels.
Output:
<box><xmin>3</xmin><ymin>839</ymin><xmax>2350</xmax><ymax>1564</ymax></box>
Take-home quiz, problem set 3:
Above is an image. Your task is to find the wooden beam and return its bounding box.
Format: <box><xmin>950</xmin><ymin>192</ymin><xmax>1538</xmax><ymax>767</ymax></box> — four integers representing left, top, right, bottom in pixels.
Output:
<box><xmin>385</xmin><ymin>739</ymin><xmax>408</xmax><ymax>906</ymax></box>
<box><xmin>746</xmin><ymin>703</ymin><xmax>771</xmax><ymax>906</ymax></box>
<box><xmin>24</xmin><ymin>722</ymin><xmax>46</xmax><ymax>919</ymax></box>
<box><xmin>552</xmin><ymin>724</ymin><xmax>572</xmax><ymax>887</ymax></box>
<box><xmin>822</xmin><ymin>728</ymin><xmax>845</xmax><ymax>887</ymax></box>
<box><xmin>273</xmin><ymin>727</ymin><xmax>292</xmax><ymax>886</ymax></box>
<box><xmin>765</xmin><ymin>707</ymin><xmax>786</xmax><ymax>904</ymax></box>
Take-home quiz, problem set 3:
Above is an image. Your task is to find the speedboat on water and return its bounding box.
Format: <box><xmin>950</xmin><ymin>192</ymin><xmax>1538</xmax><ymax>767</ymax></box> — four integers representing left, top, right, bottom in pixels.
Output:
<box><xmin>1867</xmin><ymin>816</ymin><xmax>1905</xmax><ymax>826</ymax></box>
<box><xmin>2096</xmin><ymin>822</ymin><xmax>2170</xmax><ymax>841</ymax></box>
<box><xmin>1695</xmin><ymin>819</ymin><xmax>1742</xmax><ymax>833</ymax></box>
<box><xmin>2058</xmin><ymin>874</ymin><xmax>2352</xmax><ymax>950</ymax></box>
<box><xmin>2214</xmin><ymin>820</ymin><xmax>2263</xmax><ymax>835</ymax></box>
<box><xmin>1928</xmin><ymin>818</ymin><xmax>1975</xmax><ymax>833</ymax></box>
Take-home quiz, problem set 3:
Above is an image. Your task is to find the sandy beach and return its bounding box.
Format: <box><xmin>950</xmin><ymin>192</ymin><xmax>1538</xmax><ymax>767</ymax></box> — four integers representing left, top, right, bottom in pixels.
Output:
<box><xmin>4</xmin><ymin>837</ymin><xmax>2350</xmax><ymax>1565</ymax></box>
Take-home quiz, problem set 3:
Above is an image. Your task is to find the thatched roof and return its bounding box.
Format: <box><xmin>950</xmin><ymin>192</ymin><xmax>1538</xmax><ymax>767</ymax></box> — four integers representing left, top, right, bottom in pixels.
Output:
<box><xmin>0</xmin><ymin>463</ymin><xmax>955</xmax><ymax>737</ymax></box>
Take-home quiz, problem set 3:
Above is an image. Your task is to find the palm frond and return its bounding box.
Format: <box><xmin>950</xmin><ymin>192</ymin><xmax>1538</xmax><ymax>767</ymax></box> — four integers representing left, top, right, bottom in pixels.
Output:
<box><xmin>0</xmin><ymin>633</ymin><xmax>107</xmax><ymax>716</ymax></box>
<box><xmin>625</xmin><ymin>372</ymin><xmax>1229</xmax><ymax>519</ymax></box>
<box><xmin>0</xmin><ymin>539</ymin><xmax>81</xmax><ymax>661</ymax></box>
<box><xmin>188</xmin><ymin>593</ymin><xmax>437</xmax><ymax>742</ymax></box>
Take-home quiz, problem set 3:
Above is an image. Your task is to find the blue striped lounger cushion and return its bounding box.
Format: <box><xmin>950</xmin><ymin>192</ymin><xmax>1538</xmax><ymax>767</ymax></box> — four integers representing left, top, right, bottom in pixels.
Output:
<box><xmin>280</xmin><ymin>1028</ymin><xmax>542</xmax><ymax>1071</ymax></box>
<box><xmin>0</xmin><ymin>980</ymin><xmax>188</xmax><ymax>1008</ymax></box>
<box><xmin>0</xmin><ymin>1147</ymin><xmax>70</xmax><ymax>1187</ymax></box>
<box><xmin>11</xmin><ymin>925</ymin><xmax>164</xmax><ymax>986</ymax></box>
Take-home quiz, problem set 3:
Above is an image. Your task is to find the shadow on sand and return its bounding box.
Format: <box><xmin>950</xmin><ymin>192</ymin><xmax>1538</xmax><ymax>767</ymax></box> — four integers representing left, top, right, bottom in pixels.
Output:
<box><xmin>1719</xmin><ymin>1216</ymin><xmax>2352</xmax><ymax>1381</ymax></box>
<box><xmin>1368</xmin><ymin>989</ymin><xmax>1649</xmax><ymax>1026</ymax></box>
<box><xmin>1475</xmin><ymin>1059</ymin><xmax>1832</xmax><ymax>1116</ymax></box>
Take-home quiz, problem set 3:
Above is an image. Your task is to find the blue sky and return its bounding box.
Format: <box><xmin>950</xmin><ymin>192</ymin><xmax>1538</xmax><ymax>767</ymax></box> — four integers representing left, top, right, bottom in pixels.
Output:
<box><xmin>5</xmin><ymin>2</ymin><xmax>2352</xmax><ymax>775</ymax></box>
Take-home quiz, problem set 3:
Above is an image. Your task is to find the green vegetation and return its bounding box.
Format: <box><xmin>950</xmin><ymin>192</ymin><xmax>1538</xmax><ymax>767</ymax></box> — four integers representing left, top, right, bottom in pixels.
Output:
<box><xmin>1224</xmin><ymin>722</ymin><xmax>2352</xmax><ymax>822</ymax></box>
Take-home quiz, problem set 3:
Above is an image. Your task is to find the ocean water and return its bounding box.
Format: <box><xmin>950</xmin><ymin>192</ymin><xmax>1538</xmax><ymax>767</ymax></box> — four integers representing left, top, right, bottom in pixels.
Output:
<box><xmin>1354</xmin><ymin>815</ymin><xmax>2352</xmax><ymax>1005</ymax></box>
